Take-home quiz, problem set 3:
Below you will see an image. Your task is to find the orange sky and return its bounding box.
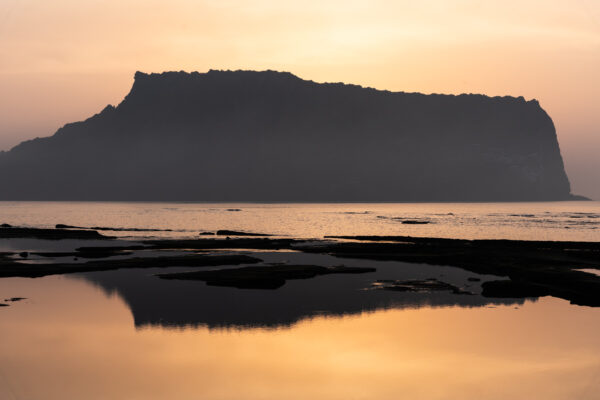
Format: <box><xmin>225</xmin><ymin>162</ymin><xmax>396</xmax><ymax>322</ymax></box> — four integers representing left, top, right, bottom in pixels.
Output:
<box><xmin>1</xmin><ymin>0</ymin><xmax>599</xmax><ymax>198</ymax></box>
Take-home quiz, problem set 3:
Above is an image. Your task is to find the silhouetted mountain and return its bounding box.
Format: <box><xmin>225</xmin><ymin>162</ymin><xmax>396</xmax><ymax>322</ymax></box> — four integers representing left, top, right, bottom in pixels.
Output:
<box><xmin>0</xmin><ymin>70</ymin><xmax>577</xmax><ymax>201</ymax></box>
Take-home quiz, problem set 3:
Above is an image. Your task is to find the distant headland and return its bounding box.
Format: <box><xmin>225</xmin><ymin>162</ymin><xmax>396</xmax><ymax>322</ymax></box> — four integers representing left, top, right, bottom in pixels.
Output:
<box><xmin>0</xmin><ymin>70</ymin><xmax>585</xmax><ymax>201</ymax></box>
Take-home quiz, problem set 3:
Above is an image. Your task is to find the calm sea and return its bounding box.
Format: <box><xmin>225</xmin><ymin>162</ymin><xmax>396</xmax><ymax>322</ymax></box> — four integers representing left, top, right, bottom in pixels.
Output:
<box><xmin>1</xmin><ymin>201</ymin><xmax>600</xmax><ymax>399</ymax></box>
<box><xmin>1</xmin><ymin>201</ymin><xmax>600</xmax><ymax>241</ymax></box>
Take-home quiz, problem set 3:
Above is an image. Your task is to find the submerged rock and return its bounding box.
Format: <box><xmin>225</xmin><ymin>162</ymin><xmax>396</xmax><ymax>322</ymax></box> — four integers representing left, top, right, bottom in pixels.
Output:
<box><xmin>215</xmin><ymin>230</ymin><xmax>272</xmax><ymax>237</ymax></box>
<box><xmin>4</xmin><ymin>297</ymin><xmax>26</xmax><ymax>302</ymax></box>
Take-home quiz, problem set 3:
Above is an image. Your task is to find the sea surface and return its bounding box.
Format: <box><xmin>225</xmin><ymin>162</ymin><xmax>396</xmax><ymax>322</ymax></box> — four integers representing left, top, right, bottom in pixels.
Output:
<box><xmin>1</xmin><ymin>201</ymin><xmax>600</xmax><ymax>241</ymax></box>
<box><xmin>1</xmin><ymin>201</ymin><xmax>600</xmax><ymax>399</ymax></box>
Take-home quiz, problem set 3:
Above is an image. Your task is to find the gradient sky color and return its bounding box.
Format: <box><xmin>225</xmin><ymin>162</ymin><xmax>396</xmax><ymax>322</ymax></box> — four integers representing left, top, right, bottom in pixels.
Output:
<box><xmin>1</xmin><ymin>0</ymin><xmax>599</xmax><ymax>198</ymax></box>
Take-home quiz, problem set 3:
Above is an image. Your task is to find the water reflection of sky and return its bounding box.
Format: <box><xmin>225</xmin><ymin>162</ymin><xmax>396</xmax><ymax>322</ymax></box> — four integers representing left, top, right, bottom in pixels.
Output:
<box><xmin>1</xmin><ymin>201</ymin><xmax>600</xmax><ymax>241</ymax></box>
<box><xmin>2</xmin><ymin>202</ymin><xmax>600</xmax><ymax>398</ymax></box>
<box><xmin>1</xmin><ymin>271</ymin><xmax>599</xmax><ymax>400</ymax></box>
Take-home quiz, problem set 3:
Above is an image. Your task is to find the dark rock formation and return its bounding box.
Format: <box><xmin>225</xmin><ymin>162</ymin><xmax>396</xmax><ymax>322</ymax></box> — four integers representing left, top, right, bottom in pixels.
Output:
<box><xmin>0</xmin><ymin>253</ymin><xmax>262</xmax><ymax>278</ymax></box>
<box><xmin>0</xmin><ymin>70</ymin><xmax>577</xmax><ymax>201</ymax></box>
<box><xmin>215</xmin><ymin>230</ymin><xmax>272</xmax><ymax>236</ymax></box>
<box><xmin>157</xmin><ymin>264</ymin><xmax>376</xmax><ymax>289</ymax></box>
<box><xmin>4</xmin><ymin>297</ymin><xmax>26</xmax><ymax>302</ymax></box>
<box><xmin>372</xmin><ymin>279</ymin><xmax>473</xmax><ymax>295</ymax></box>
<box><xmin>318</xmin><ymin>235</ymin><xmax>600</xmax><ymax>306</ymax></box>
<box><xmin>0</xmin><ymin>226</ymin><xmax>109</xmax><ymax>240</ymax></box>
<box><xmin>143</xmin><ymin>237</ymin><xmax>300</xmax><ymax>250</ymax></box>
<box><xmin>55</xmin><ymin>223</ymin><xmax>173</xmax><ymax>232</ymax></box>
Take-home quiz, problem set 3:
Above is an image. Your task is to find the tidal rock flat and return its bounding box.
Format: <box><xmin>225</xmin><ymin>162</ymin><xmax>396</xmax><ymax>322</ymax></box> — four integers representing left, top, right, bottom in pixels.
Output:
<box><xmin>318</xmin><ymin>235</ymin><xmax>600</xmax><ymax>306</ymax></box>
<box><xmin>0</xmin><ymin>226</ymin><xmax>110</xmax><ymax>240</ymax></box>
<box><xmin>55</xmin><ymin>224</ymin><xmax>174</xmax><ymax>232</ymax></box>
<box><xmin>1</xmin><ymin>226</ymin><xmax>600</xmax><ymax>305</ymax></box>
<box><xmin>0</xmin><ymin>251</ymin><xmax>262</xmax><ymax>278</ymax></box>
<box><xmin>214</xmin><ymin>230</ymin><xmax>273</xmax><ymax>236</ymax></box>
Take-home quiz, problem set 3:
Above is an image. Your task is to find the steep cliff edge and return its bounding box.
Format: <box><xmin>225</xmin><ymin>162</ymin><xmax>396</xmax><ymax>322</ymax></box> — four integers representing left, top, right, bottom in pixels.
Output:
<box><xmin>0</xmin><ymin>70</ymin><xmax>577</xmax><ymax>201</ymax></box>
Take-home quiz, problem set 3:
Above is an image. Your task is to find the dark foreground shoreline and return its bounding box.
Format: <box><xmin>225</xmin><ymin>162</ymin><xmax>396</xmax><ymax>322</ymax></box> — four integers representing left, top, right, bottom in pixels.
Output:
<box><xmin>1</xmin><ymin>226</ymin><xmax>600</xmax><ymax>306</ymax></box>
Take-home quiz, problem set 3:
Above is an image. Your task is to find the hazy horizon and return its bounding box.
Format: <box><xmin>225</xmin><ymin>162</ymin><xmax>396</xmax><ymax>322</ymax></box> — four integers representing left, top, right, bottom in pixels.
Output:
<box><xmin>1</xmin><ymin>0</ymin><xmax>598</xmax><ymax>198</ymax></box>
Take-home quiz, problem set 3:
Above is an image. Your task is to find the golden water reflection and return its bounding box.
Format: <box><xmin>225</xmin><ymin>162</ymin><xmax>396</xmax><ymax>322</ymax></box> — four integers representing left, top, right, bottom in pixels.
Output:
<box><xmin>1</xmin><ymin>275</ymin><xmax>599</xmax><ymax>399</ymax></box>
<box><xmin>2</xmin><ymin>201</ymin><xmax>600</xmax><ymax>241</ymax></box>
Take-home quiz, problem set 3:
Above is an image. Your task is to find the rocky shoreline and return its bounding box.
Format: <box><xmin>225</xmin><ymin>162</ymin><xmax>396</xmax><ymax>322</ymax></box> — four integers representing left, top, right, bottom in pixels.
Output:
<box><xmin>1</xmin><ymin>225</ymin><xmax>600</xmax><ymax>306</ymax></box>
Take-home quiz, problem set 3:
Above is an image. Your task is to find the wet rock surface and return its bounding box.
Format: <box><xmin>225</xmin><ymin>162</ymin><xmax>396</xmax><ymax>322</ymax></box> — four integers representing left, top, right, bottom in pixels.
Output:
<box><xmin>56</xmin><ymin>224</ymin><xmax>173</xmax><ymax>232</ymax></box>
<box><xmin>0</xmin><ymin>253</ymin><xmax>262</xmax><ymax>278</ymax></box>
<box><xmin>0</xmin><ymin>226</ymin><xmax>110</xmax><ymax>240</ymax></box>
<box><xmin>314</xmin><ymin>235</ymin><xmax>600</xmax><ymax>306</ymax></box>
<box><xmin>143</xmin><ymin>237</ymin><xmax>299</xmax><ymax>249</ymax></box>
<box><xmin>372</xmin><ymin>279</ymin><xmax>473</xmax><ymax>295</ymax></box>
<box><xmin>215</xmin><ymin>230</ymin><xmax>272</xmax><ymax>237</ymax></box>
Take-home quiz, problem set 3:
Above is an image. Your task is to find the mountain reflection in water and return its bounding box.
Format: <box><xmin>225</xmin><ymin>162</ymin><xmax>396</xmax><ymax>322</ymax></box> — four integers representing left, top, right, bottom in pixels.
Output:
<box><xmin>2</xmin><ymin>271</ymin><xmax>599</xmax><ymax>400</ymax></box>
<box><xmin>73</xmin><ymin>251</ymin><xmax>523</xmax><ymax>329</ymax></box>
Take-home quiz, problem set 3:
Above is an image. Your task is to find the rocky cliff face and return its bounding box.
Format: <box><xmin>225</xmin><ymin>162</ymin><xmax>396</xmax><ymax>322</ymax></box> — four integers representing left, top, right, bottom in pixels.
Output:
<box><xmin>0</xmin><ymin>70</ymin><xmax>574</xmax><ymax>201</ymax></box>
